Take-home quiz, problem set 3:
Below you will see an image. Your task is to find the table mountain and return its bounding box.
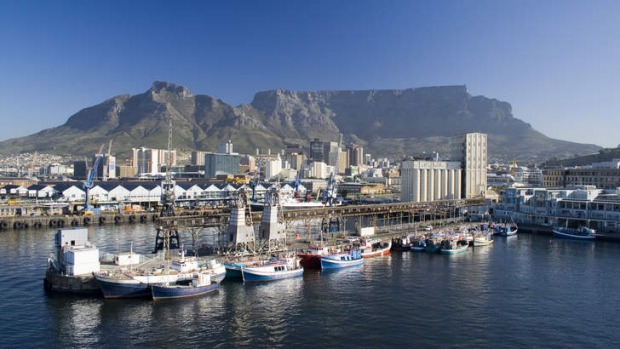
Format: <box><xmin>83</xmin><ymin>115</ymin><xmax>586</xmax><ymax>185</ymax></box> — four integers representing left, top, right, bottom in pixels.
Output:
<box><xmin>0</xmin><ymin>81</ymin><xmax>600</xmax><ymax>163</ymax></box>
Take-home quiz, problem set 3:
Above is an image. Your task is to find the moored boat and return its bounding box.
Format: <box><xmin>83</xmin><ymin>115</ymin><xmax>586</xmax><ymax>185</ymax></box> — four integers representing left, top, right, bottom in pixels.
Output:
<box><xmin>359</xmin><ymin>238</ymin><xmax>391</xmax><ymax>258</ymax></box>
<box><xmin>44</xmin><ymin>228</ymin><xmax>101</xmax><ymax>295</ymax></box>
<box><xmin>424</xmin><ymin>239</ymin><xmax>441</xmax><ymax>253</ymax></box>
<box><xmin>473</xmin><ymin>232</ymin><xmax>494</xmax><ymax>247</ymax></box>
<box><xmin>439</xmin><ymin>239</ymin><xmax>468</xmax><ymax>255</ymax></box>
<box><xmin>411</xmin><ymin>238</ymin><xmax>427</xmax><ymax>252</ymax></box>
<box><xmin>391</xmin><ymin>236</ymin><xmax>411</xmax><ymax>252</ymax></box>
<box><xmin>320</xmin><ymin>249</ymin><xmax>363</xmax><ymax>269</ymax></box>
<box><xmin>552</xmin><ymin>226</ymin><xmax>596</xmax><ymax>240</ymax></box>
<box><xmin>241</xmin><ymin>257</ymin><xmax>304</xmax><ymax>282</ymax></box>
<box><xmin>151</xmin><ymin>272</ymin><xmax>219</xmax><ymax>300</ymax></box>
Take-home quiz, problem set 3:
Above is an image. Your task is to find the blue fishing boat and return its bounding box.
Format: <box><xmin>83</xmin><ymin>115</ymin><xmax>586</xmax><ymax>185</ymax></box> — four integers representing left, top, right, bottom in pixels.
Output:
<box><xmin>439</xmin><ymin>239</ymin><xmax>468</xmax><ymax>255</ymax></box>
<box><xmin>241</xmin><ymin>257</ymin><xmax>304</xmax><ymax>282</ymax></box>
<box><xmin>552</xmin><ymin>226</ymin><xmax>596</xmax><ymax>241</ymax></box>
<box><xmin>320</xmin><ymin>249</ymin><xmax>363</xmax><ymax>269</ymax></box>
<box><xmin>411</xmin><ymin>238</ymin><xmax>426</xmax><ymax>252</ymax></box>
<box><xmin>151</xmin><ymin>272</ymin><xmax>219</xmax><ymax>300</ymax></box>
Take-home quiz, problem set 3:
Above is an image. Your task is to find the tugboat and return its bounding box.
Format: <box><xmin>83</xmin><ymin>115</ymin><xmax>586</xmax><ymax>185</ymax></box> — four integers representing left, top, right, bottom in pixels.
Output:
<box><xmin>44</xmin><ymin>228</ymin><xmax>101</xmax><ymax>295</ymax></box>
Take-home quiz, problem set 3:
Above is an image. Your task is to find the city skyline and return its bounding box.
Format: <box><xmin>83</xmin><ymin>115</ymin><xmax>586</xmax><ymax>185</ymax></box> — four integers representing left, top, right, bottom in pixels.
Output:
<box><xmin>1</xmin><ymin>0</ymin><xmax>619</xmax><ymax>148</ymax></box>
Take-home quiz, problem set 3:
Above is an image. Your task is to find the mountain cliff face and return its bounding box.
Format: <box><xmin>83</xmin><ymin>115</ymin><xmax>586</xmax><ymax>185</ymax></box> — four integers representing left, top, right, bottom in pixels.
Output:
<box><xmin>0</xmin><ymin>81</ymin><xmax>600</xmax><ymax>162</ymax></box>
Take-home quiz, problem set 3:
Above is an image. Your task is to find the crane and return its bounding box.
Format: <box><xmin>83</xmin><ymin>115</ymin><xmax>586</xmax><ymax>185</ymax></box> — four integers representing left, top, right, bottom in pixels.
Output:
<box><xmin>154</xmin><ymin>117</ymin><xmax>180</xmax><ymax>256</ymax></box>
<box><xmin>83</xmin><ymin>144</ymin><xmax>106</xmax><ymax>215</ymax></box>
<box><xmin>322</xmin><ymin>133</ymin><xmax>343</xmax><ymax>206</ymax></box>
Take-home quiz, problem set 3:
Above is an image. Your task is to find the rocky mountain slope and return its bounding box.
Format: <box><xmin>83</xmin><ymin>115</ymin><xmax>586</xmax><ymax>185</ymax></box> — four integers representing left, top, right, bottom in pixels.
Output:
<box><xmin>0</xmin><ymin>81</ymin><xmax>600</xmax><ymax>163</ymax></box>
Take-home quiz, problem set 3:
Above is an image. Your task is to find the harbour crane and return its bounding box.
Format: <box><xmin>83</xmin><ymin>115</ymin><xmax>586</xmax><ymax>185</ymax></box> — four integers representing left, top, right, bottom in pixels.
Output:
<box><xmin>83</xmin><ymin>144</ymin><xmax>106</xmax><ymax>215</ymax></box>
<box><xmin>154</xmin><ymin>117</ymin><xmax>180</xmax><ymax>256</ymax></box>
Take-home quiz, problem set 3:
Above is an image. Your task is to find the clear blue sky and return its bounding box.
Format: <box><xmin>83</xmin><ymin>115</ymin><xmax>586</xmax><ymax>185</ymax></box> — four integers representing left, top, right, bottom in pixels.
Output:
<box><xmin>1</xmin><ymin>0</ymin><xmax>618</xmax><ymax>148</ymax></box>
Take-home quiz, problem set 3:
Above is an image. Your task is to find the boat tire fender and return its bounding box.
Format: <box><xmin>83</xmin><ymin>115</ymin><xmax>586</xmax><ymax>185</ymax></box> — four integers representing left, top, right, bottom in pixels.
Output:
<box><xmin>140</xmin><ymin>215</ymin><xmax>147</xmax><ymax>223</ymax></box>
<box><xmin>99</xmin><ymin>216</ymin><xmax>106</xmax><ymax>225</ymax></box>
<box><xmin>129</xmin><ymin>215</ymin><xmax>136</xmax><ymax>223</ymax></box>
<box><xmin>14</xmin><ymin>221</ymin><xmax>23</xmax><ymax>229</ymax></box>
<box><xmin>34</xmin><ymin>221</ymin><xmax>42</xmax><ymax>229</ymax></box>
<box><xmin>114</xmin><ymin>216</ymin><xmax>121</xmax><ymax>224</ymax></box>
<box><xmin>58</xmin><ymin>219</ymin><xmax>65</xmax><ymax>228</ymax></box>
<box><xmin>0</xmin><ymin>221</ymin><xmax>7</xmax><ymax>230</ymax></box>
<box><xmin>83</xmin><ymin>217</ymin><xmax>91</xmax><ymax>225</ymax></box>
<box><xmin>49</xmin><ymin>220</ymin><xmax>57</xmax><ymax>227</ymax></box>
<box><xmin>70</xmin><ymin>219</ymin><xmax>78</xmax><ymax>227</ymax></box>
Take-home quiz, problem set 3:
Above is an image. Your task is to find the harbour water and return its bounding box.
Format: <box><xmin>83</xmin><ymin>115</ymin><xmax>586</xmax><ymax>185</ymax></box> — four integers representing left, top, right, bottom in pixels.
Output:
<box><xmin>2</xmin><ymin>224</ymin><xmax>620</xmax><ymax>348</ymax></box>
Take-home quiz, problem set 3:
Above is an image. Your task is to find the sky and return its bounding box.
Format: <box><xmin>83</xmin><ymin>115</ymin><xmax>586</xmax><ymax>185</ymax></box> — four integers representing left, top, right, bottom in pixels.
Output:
<box><xmin>1</xmin><ymin>0</ymin><xmax>619</xmax><ymax>148</ymax></box>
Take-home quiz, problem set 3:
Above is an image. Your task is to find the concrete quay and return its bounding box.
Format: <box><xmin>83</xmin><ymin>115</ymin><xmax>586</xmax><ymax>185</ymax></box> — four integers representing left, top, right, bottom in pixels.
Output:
<box><xmin>0</xmin><ymin>212</ymin><xmax>160</xmax><ymax>231</ymax></box>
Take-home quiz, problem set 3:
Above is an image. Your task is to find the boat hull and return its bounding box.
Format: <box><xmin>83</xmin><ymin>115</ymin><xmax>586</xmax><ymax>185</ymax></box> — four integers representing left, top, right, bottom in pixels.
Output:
<box><xmin>552</xmin><ymin>229</ymin><xmax>596</xmax><ymax>240</ymax></box>
<box><xmin>241</xmin><ymin>268</ymin><xmax>304</xmax><ymax>282</ymax></box>
<box><xmin>151</xmin><ymin>282</ymin><xmax>219</xmax><ymax>300</ymax></box>
<box><xmin>93</xmin><ymin>273</ymin><xmax>178</xmax><ymax>299</ymax></box>
<box><xmin>440</xmin><ymin>245</ymin><xmax>468</xmax><ymax>255</ymax></box>
<box><xmin>298</xmin><ymin>254</ymin><xmax>322</xmax><ymax>270</ymax></box>
<box><xmin>320</xmin><ymin>256</ymin><xmax>363</xmax><ymax>269</ymax></box>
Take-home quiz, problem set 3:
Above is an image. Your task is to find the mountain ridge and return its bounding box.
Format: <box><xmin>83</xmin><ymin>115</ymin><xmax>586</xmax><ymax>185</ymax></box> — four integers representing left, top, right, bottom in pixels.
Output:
<box><xmin>0</xmin><ymin>81</ymin><xmax>601</xmax><ymax>163</ymax></box>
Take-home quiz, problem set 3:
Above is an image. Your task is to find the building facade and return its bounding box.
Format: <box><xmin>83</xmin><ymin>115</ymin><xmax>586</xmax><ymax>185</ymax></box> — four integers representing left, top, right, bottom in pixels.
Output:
<box><xmin>451</xmin><ymin>132</ymin><xmax>487</xmax><ymax>199</ymax></box>
<box><xmin>204</xmin><ymin>153</ymin><xmax>242</xmax><ymax>178</ymax></box>
<box><xmin>400</xmin><ymin>160</ymin><xmax>462</xmax><ymax>202</ymax></box>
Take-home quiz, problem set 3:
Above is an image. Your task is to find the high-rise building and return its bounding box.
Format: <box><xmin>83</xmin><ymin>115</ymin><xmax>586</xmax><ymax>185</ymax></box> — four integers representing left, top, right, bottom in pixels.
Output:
<box><xmin>309</xmin><ymin>138</ymin><xmax>325</xmax><ymax>162</ymax></box>
<box><xmin>191</xmin><ymin>151</ymin><xmax>207</xmax><ymax>166</ymax></box>
<box><xmin>450</xmin><ymin>132</ymin><xmax>487</xmax><ymax>198</ymax></box>
<box><xmin>132</xmin><ymin>147</ymin><xmax>177</xmax><ymax>175</ymax></box>
<box><xmin>204</xmin><ymin>153</ymin><xmax>242</xmax><ymax>178</ymax></box>
<box><xmin>347</xmin><ymin>144</ymin><xmax>364</xmax><ymax>166</ymax></box>
<box><xmin>400</xmin><ymin>160</ymin><xmax>462</xmax><ymax>202</ymax></box>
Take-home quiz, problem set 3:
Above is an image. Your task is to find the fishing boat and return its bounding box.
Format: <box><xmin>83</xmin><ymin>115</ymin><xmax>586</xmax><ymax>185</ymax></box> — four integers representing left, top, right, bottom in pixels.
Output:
<box><xmin>391</xmin><ymin>236</ymin><xmax>411</xmax><ymax>252</ymax></box>
<box><xmin>359</xmin><ymin>238</ymin><xmax>392</xmax><ymax>258</ymax></box>
<box><xmin>151</xmin><ymin>272</ymin><xmax>219</xmax><ymax>300</ymax></box>
<box><xmin>297</xmin><ymin>243</ymin><xmax>332</xmax><ymax>270</ymax></box>
<box><xmin>411</xmin><ymin>238</ymin><xmax>427</xmax><ymax>252</ymax></box>
<box><xmin>241</xmin><ymin>256</ymin><xmax>304</xmax><ymax>282</ymax></box>
<box><xmin>552</xmin><ymin>226</ymin><xmax>596</xmax><ymax>240</ymax></box>
<box><xmin>93</xmin><ymin>250</ymin><xmax>205</xmax><ymax>299</ymax></box>
<box><xmin>439</xmin><ymin>239</ymin><xmax>468</xmax><ymax>255</ymax></box>
<box><xmin>320</xmin><ymin>249</ymin><xmax>363</xmax><ymax>269</ymax></box>
<box><xmin>424</xmin><ymin>238</ymin><xmax>441</xmax><ymax>253</ymax></box>
<box><xmin>473</xmin><ymin>232</ymin><xmax>494</xmax><ymax>247</ymax></box>
<box><xmin>223</xmin><ymin>256</ymin><xmax>271</xmax><ymax>279</ymax></box>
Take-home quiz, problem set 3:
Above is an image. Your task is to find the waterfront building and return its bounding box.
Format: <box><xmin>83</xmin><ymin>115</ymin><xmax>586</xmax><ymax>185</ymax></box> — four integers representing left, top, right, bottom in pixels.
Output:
<box><xmin>400</xmin><ymin>160</ymin><xmax>462</xmax><ymax>202</ymax></box>
<box><xmin>514</xmin><ymin>166</ymin><xmax>542</xmax><ymax>186</ymax></box>
<box><xmin>450</xmin><ymin>132</ymin><xmax>487</xmax><ymax>199</ymax></box>
<box><xmin>493</xmin><ymin>185</ymin><xmax>620</xmax><ymax>233</ymax></box>
<box><xmin>543</xmin><ymin>167</ymin><xmax>620</xmax><ymax>189</ymax></box>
